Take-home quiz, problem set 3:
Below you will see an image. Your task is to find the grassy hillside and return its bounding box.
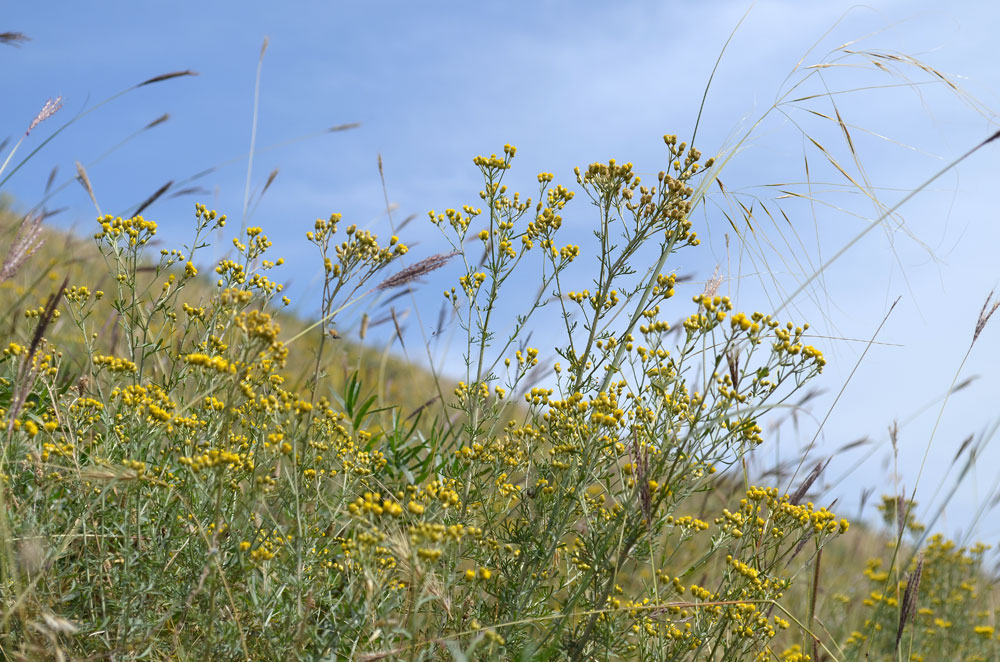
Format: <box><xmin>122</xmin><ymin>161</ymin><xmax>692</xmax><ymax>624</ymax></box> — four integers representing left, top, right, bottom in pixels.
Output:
<box><xmin>0</xmin><ymin>198</ymin><xmax>454</xmax><ymax>428</ymax></box>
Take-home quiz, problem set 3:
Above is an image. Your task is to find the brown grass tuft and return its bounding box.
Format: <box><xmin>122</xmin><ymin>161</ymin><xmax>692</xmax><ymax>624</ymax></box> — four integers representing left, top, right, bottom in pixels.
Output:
<box><xmin>790</xmin><ymin>460</ymin><xmax>825</xmax><ymax>506</ymax></box>
<box><xmin>74</xmin><ymin>161</ymin><xmax>100</xmax><ymax>214</ymax></box>
<box><xmin>895</xmin><ymin>555</ymin><xmax>924</xmax><ymax>652</ymax></box>
<box><xmin>0</xmin><ymin>32</ymin><xmax>30</xmax><ymax>47</ymax></box>
<box><xmin>972</xmin><ymin>289</ymin><xmax>999</xmax><ymax>345</ymax></box>
<box><xmin>328</xmin><ymin>122</ymin><xmax>361</xmax><ymax>133</ymax></box>
<box><xmin>143</xmin><ymin>113</ymin><xmax>171</xmax><ymax>130</ymax></box>
<box><xmin>376</xmin><ymin>251</ymin><xmax>458</xmax><ymax>291</ymax></box>
<box><xmin>134</xmin><ymin>180</ymin><xmax>173</xmax><ymax>216</ymax></box>
<box><xmin>137</xmin><ymin>70</ymin><xmax>198</xmax><ymax>87</ymax></box>
<box><xmin>0</xmin><ymin>213</ymin><xmax>45</xmax><ymax>283</ymax></box>
<box><xmin>7</xmin><ymin>277</ymin><xmax>67</xmax><ymax>434</ymax></box>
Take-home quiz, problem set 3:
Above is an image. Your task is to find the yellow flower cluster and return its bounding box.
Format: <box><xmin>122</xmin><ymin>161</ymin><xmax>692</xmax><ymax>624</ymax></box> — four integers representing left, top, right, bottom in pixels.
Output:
<box><xmin>93</xmin><ymin>213</ymin><xmax>158</xmax><ymax>246</ymax></box>
<box><xmin>184</xmin><ymin>352</ymin><xmax>236</xmax><ymax>374</ymax></box>
<box><xmin>93</xmin><ymin>354</ymin><xmax>137</xmax><ymax>373</ymax></box>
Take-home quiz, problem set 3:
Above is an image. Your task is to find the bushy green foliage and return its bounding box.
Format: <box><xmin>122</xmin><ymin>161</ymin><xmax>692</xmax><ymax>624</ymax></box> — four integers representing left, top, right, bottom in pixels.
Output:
<box><xmin>0</xmin><ymin>134</ymin><xmax>876</xmax><ymax>661</ymax></box>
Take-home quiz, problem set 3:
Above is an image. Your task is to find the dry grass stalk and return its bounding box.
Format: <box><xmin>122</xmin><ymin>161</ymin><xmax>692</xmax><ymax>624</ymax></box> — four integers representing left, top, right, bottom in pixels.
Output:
<box><xmin>359</xmin><ymin>313</ymin><xmax>370</xmax><ymax>341</ymax></box>
<box><xmin>44</xmin><ymin>166</ymin><xmax>58</xmax><ymax>195</ymax></box>
<box><xmin>260</xmin><ymin>169</ymin><xmax>279</xmax><ymax>198</ymax></box>
<box><xmin>952</xmin><ymin>433</ymin><xmax>975</xmax><ymax>463</ymax></box>
<box><xmin>389</xmin><ymin>307</ymin><xmax>406</xmax><ymax>350</ymax></box>
<box><xmin>397</xmin><ymin>213</ymin><xmax>417</xmax><ymax>232</ymax></box>
<box><xmin>7</xmin><ymin>277</ymin><xmax>67</xmax><ymax>434</ymax></box>
<box><xmin>726</xmin><ymin>347</ymin><xmax>740</xmax><ymax>391</ymax></box>
<box><xmin>0</xmin><ymin>32</ymin><xmax>30</xmax><ymax>47</ymax></box>
<box><xmin>809</xmin><ymin>548</ymin><xmax>823</xmax><ymax>662</ymax></box>
<box><xmin>169</xmin><ymin>186</ymin><xmax>210</xmax><ymax>199</ymax></box>
<box><xmin>0</xmin><ymin>213</ymin><xmax>45</xmax><ymax>283</ymax></box>
<box><xmin>434</xmin><ymin>300</ymin><xmax>448</xmax><ymax>337</ymax></box>
<box><xmin>406</xmin><ymin>394</ymin><xmax>441</xmax><ymax>421</ymax></box>
<box><xmin>74</xmin><ymin>161</ymin><xmax>100</xmax><ymax>214</ymax></box>
<box><xmin>134</xmin><ymin>180</ymin><xmax>173</xmax><ymax>216</ymax></box>
<box><xmin>631</xmin><ymin>430</ymin><xmax>652</xmax><ymax>523</ymax></box>
<box><xmin>376</xmin><ymin>251</ymin><xmax>458</xmax><ymax>291</ymax></box>
<box><xmin>328</xmin><ymin>122</ymin><xmax>361</xmax><ymax>133</ymax></box>
<box><xmin>138</xmin><ymin>70</ymin><xmax>198</xmax><ymax>87</ymax></box>
<box><xmin>701</xmin><ymin>265</ymin><xmax>722</xmax><ymax>299</ymax></box>
<box><xmin>144</xmin><ymin>113</ymin><xmax>170</xmax><ymax>130</ymax></box>
<box><xmin>27</xmin><ymin>97</ymin><xmax>63</xmax><ymax>136</ymax></box>
<box><xmin>790</xmin><ymin>460</ymin><xmax>825</xmax><ymax>506</ymax></box>
<box><xmin>894</xmin><ymin>555</ymin><xmax>924</xmax><ymax>653</ymax></box>
<box><xmin>972</xmin><ymin>289</ymin><xmax>999</xmax><ymax>345</ymax></box>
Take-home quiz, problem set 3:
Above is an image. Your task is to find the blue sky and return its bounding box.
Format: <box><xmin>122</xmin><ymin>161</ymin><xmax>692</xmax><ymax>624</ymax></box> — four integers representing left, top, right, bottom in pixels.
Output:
<box><xmin>4</xmin><ymin>1</ymin><xmax>1000</xmax><ymax>543</ymax></box>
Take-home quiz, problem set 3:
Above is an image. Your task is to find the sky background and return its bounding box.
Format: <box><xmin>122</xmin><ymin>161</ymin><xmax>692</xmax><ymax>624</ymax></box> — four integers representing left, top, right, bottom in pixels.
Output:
<box><xmin>4</xmin><ymin>1</ymin><xmax>1000</xmax><ymax>548</ymax></box>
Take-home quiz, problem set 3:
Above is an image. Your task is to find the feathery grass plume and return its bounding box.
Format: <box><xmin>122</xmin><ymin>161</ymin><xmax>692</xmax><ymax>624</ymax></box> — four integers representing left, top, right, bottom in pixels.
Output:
<box><xmin>169</xmin><ymin>186</ymin><xmax>210</xmax><ymax>199</ymax></box>
<box><xmin>2</xmin><ymin>73</ymin><xmax>195</xmax><ymax>189</ymax></box>
<box><xmin>972</xmin><ymin>289</ymin><xmax>999</xmax><ymax>345</ymax></box>
<box><xmin>143</xmin><ymin>113</ymin><xmax>170</xmax><ymax>130</ymax></box>
<box><xmin>726</xmin><ymin>346</ymin><xmax>740</xmax><ymax>390</ymax></box>
<box><xmin>894</xmin><ymin>555</ymin><xmax>924</xmax><ymax>653</ymax></box>
<box><xmin>137</xmin><ymin>70</ymin><xmax>198</xmax><ymax>87</ymax></box>
<box><xmin>889</xmin><ymin>420</ymin><xmax>900</xmax><ymax>455</ymax></box>
<box><xmin>0</xmin><ymin>32</ymin><xmax>30</xmax><ymax>47</ymax></box>
<box><xmin>389</xmin><ymin>306</ymin><xmax>406</xmax><ymax>350</ymax></box>
<box><xmin>26</xmin><ymin>97</ymin><xmax>63</xmax><ymax>136</ymax></box>
<box><xmin>39</xmin><ymin>206</ymin><xmax>66</xmax><ymax>221</ymax></box>
<box><xmin>358</xmin><ymin>313</ymin><xmax>369</xmax><ymax>340</ymax></box>
<box><xmin>952</xmin><ymin>432</ymin><xmax>975</xmax><ymax>463</ymax></box>
<box><xmin>808</xmin><ymin>548</ymin><xmax>823</xmax><ymax>662</ymax></box>
<box><xmin>44</xmin><ymin>165</ymin><xmax>58</xmax><ymax>194</ymax></box>
<box><xmin>74</xmin><ymin>161</ymin><xmax>100</xmax><ymax>214</ymax></box>
<box><xmin>329</xmin><ymin>122</ymin><xmax>361</xmax><ymax>132</ymax></box>
<box><xmin>790</xmin><ymin>460</ymin><xmax>826</xmax><ymax>506</ymax></box>
<box><xmin>0</xmin><ymin>212</ymin><xmax>44</xmax><ymax>283</ymax></box>
<box><xmin>630</xmin><ymin>430</ymin><xmax>652</xmax><ymax>523</ymax></box>
<box><xmin>0</xmin><ymin>97</ymin><xmax>64</xmax><ymax>181</ymax></box>
<box><xmin>7</xmin><ymin>276</ymin><xmax>67</xmax><ymax>434</ymax></box>
<box><xmin>377</xmin><ymin>287</ymin><xmax>412</xmax><ymax>308</ymax></box>
<box><xmin>406</xmin><ymin>394</ymin><xmax>441</xmax><ymax>421</ymax></box>
<box><xmin>24</xmin><ymin>277</ymin><xmax>66</xmax><ymax>370</ymax></box>
<box><xmin>701</xmin><ymin>265</ymin><xmax>722</xmax><ymax>298</ymax></box>
<box><xmin>434</xmin><ymin>299</ymin><xmax>448</xmax><ymax>337</ymax></box>
<box><xmin>260</xmin><ymin>168</ymin><xmax>279</xmax><ymax>197</ymax></box>
<box><xmin>376</xmin><ymin>251</ymin><xmax>458</xmax><ymax>290</ymax></box>
<box><xmin>133</xmin><ymin>180</ymin><xmax>173</xmax><ymax>216</ymax></box>
<box><xmin>836</xmin><ymin>436</ymin><xmax>870</xmax><ymax>453</ymax></box>
<box><xmin>396</xmin><ymin>212</ymin><xmax>417</xmax><ymax>232</ymax></box>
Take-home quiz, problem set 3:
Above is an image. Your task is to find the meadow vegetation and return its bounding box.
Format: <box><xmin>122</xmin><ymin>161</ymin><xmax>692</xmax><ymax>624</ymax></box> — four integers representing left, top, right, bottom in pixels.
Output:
<box><xmin>1</xmin><ymin>27</ymin><xmax>999</xmax><ymax>662</ymax></box>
